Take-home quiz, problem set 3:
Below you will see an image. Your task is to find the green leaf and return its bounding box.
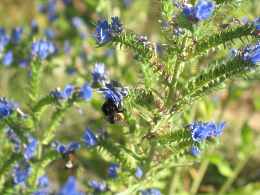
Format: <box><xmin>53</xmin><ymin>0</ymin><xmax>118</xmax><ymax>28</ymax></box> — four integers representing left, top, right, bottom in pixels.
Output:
<box><xmin>241</xmin><ymin>122</ymin><xmax>253</xmax><ymax>146</ymax></box>
<box><xmin>208</xmin><ymin>154</ymin><xmax>233</xmax><ymax>177</ymax></box>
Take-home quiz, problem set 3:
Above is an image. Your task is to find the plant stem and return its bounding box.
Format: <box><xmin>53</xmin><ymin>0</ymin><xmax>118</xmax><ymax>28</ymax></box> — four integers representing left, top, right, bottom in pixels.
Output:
<box><xmin>190</xmin><ymin>159</ymin><xmax>209</xmax><ymax>195</ymax></box>
<box><xmin>168</xmin><ymin>168</ymin><xmax>180</xmax><ymax>195</ymax></box>
<box><xmin>217</xmin><ymin>155</ymin><xmax>249</xmax><ymax>195</ymax></box>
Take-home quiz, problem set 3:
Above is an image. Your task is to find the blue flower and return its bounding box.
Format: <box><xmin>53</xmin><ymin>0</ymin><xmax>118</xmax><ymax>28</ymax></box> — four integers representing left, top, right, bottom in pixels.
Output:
<box><xmin>242</xmin><ymin>42</ymin><xmax>260</xmax><ymax>65</ymax></box>
<box><xmin>123</xmin><ymin>0</ymin><xmax>133</xmax><ymax>8</ymax></box>
<box><xmin>0</xmin><ymin>28</ymin><xmax>10</xmax><ymax>52</ymax></box>
<box><xmin>108</xmin><ymin>163</ymin><xmax>119</xmax><ymax>178</ymax></box>
<box><xmin>51</xmin><ymin>84</ymin><xmax>75</xmax><ymax>100</ymax></box>
<box><xmin>92</xmin><ymin>63</ymin><xmax>107</xmax><ymax>85</ymax></box>
<box><xmin>72</xmin><ymin>17</ymin><xmax>88</xmax><ymax>39</ymax></box>
<box><xmin>111</xmin><ymin>16</ymin><xmax>123</xmax><ymax>34</ymax></box>
<box><xmin>183</xmin><ymin>4</ymin><xmax>194</xmax><ymax>19</ymax></box>
<box><xmin>88</xmin><ymin>180</ymin><xmax>107</xmax><ymax>192</ymax></box>
<box><xmin>24</xmin><ymin>136</ymin><xmax>38</xmax><ymax>161</ymax></box>
<box><xmin>11</xmin><ymin>27</ymin><xmax>23</xmax><ymax>44</ymax></box>
<box><xmin>194</xmin><ymin>0</ymin><xmax>215</xmax><ymax>21</ymax></box>
<box><xmin>5</xmin><ymin>128</ymin><xmax>21</xmax><ymax>152</ymax></box>
<box><xmin>53</xmin><ymin>141</ymin><xmax>80</xmax><ymax>155</ymax></box>
<box><xmin>33</xmin><ymin>191</ymin><xmax>49</xmax><ymax>195</ymax></box>
<box><xmin>100</xmin><ymin>83</ymin><xmax>128</xmax><ymax>107</ymax></box>
<box><xmin>31</xmin><ymin>40</ymin><xmax>56</xmax><ymax>60</ymax></box>
<box><xmin>135</xmin><ymin>166</ymin><xmax>143</xmax><ymax>179</ymax></box>
<box><xmin>37</xmin><ymin>175</ymin><xmax>49</xmax><ymax>188</ymax></box>
<box><xmin>95</xmin><ymin>17</ymin><xmax>123</xmax><ymax>44</ymax></box>
<box><xmin>31</xmin><ymin>20</ymin><xmax>39</xmax><ymax>35</ymax></box>
<box><xmin>64</xmin><ymin>84</ymin><xmax>75</xmax><ymax>97</ymax></box>
<box><xmin>63</xmin><ymin>0</ymin><xmax>72</xmax><ymax>5</ymax></box>
<box><xmin>183</xmin><ymin>0</ymin><xmax>215</xmax><ymax>21</ymax></box>
<box><xmin>19</xmin><ymin>59</ymin><xmax>29</xmax><ymax>68</ymax></box>
<box><xmin>95</xmin><ymin>20</ymin><xmax>112</xmax><ymax>44</ymax></box>
<box><xmin>190</xmin><ymin>145</ymin><xmax>201</xmax><ymax>156</ymax></box>
<box><xmin>44</xmin><ymin>28</ymin><xmax>55</xmax><ymax>40</ymax></box>
<box><xmin>82</xmin><ymin>128</ymin><xmax>97</xmax><ymax>147</ymax></box>
<box><xmin>47</xmin><ymin>0</ymin><xmax>58</xmax><ymax>22</ymax></box>
<box><xmin>64</xmin><ymin>40</ymin><xmax>71</xmax><ymax>54</ymax></box>
<box><xmin>38</xmin><ymin>1</ymin><xmax>58</xmax><ymax>22</ymax></box>
<box><xmin>189</xmin><ymin>121</ymin><xmax>225</xmax><ymax>142</ymax></box>
<box><xmin>254</xmin><ymin>17</ymin><xmax>260</xmax><ymax>31</ymax></box>
<box><xmin>207</xmin><ymin>122</ymin><xmax>225</xmax><ymax>137</ymax></box>
<box><xmin>12</xmin><ymin>161</ymin><xmax>31</xmax><ymax>185</ymax></box>
<box><xmin>58</xmin><ymin>176</ymin><xmax>84</xmax><ymax>195</ymax></box>
<box><xmin>33</xmin><ymin>175</ymin><xmax>49</xmax><ymax>195</ymax></box>
<box><xmin>140</xmin><ymin>188</ymin><xmax>161</xmax><ymax>195</ymax></box>
<box><xmin>66</xmin><ymin>66</ymin><xmax>76</xmax><ymax>75</ymax></box>
<box><xmin>2</xmin><ymin>50</ymin><xmax>13</xmax><ymax>66</ymax></box>
<box><xmin>79</xmin><ymin>83</ymin><xmax>93</xmax><ymax>101</ymax></box>
<box><xmin>72</xmin><ymin>17</ymin><xmax>84</xmax><ymax>29</ymax></box>
<box><xmin>0</xmin><ymin>97</ymin><xmax>16</xmax><ymax>119</ymax></box>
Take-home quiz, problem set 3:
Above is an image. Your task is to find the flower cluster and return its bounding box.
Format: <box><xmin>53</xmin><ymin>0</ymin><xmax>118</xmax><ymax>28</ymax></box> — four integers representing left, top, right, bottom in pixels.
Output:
<box><xmin>241</xmin><ymin>42</ymin><xmax>260</xmax><ymax>65</ymax></box>
<box><xmin>33</xmin><ymin>175</ymin><xmax>49</xmax><ymax>195</ymax></box>
<box><xmin>2</xmin><ymin>51</ymin><xmax>13</xmax><ymax>66</ymax></box>
<box><xmin>53</xmin><ymin>141</ymin><xmax>80</xmax><ymax>155</ymax></box>
<box><xmin>31</xmin><ymin>40</ymin><xmax>56</xmax><ymax>60</ymax></box>
<box><xmin>9</xmin><ymin>133</ymin><xmax>38</xmax><ymax>184</ymax></box>
<box><xmin>183</xmin><ymin>0</ymin><xmax>215</xmax><ymax>22</ymax></box>
<box><xmin>12</xmin><ymin>161</ymin><xmax>31</xmax><ymax>185</ymax></box>
<box><xmin>88</xmin><ymin>180</ymin><xmax>107</xmax><ymax>192</ymax></box>
<box><xmin>95</xmin><ymin>16</ymin><xmax>123</xmax><ymax>44</ymax></box>
<box><xmin>140</xmin><ymin>188</ymin><xmax>161</xmax><ymax>195</ymax></box>
<box><xmin>78</xmin><ymin>83</ymin><xmax>93</xmax><ymax>101</ymax></box>
<box><xmin>0</xmin><ymin>26</ymin><xmax>24</xmax><ymax>66</ymax></box>
<box><xmin>72</xmin><ymin>17</ymin><xmax>88</xmax><ymax>39</ymax></box>
<box><xmin>0</xmin><ymin>25</ymin><xmax>52</xmax><ymax>67</ymax></box>
<box><xmin>108</xmin><ymin>163</ymin><xmax>120</xmax><ymax>178</ymax></box>
<box><xmin>38</xmin><ymin>0</ymin><xmax>58</xmax><ymax>22</ymax></box>
<box><xmin>101</xmin><ymin>82</ymin><xmax>128</xmax><ymax>108</ymax></box>
<box><xmin>52</xmin><ymin>128</ymin><xmax>98</xmax><ymax>156</ymax></box>
<box><xmin>5</xmin><ymin>128</ymin><xmax>21</xmax><ymax>152</ymax></box>
<box><xmin>50</xmin><ymin>84</ymin><xmax>75</xmax><ymax>101</ymax></box>
<box><xmin>92</xmin><ymin>63</ymin><xmax>107</xmax><ymax>86</ymax></box>
<box><xmin>188</xmin><ymin>121</ymin><xmax>225</xmax><ymax>156</ymax></box>
<box><xmin>11</xmin><ymin>27</ymin><xmax>23</xmax><ymax>44</ymax></box>
<box><xmin>254</xmin><ymin>17</ymin><xmax>260</xmax><ymax>37</ymax></box>
<box><xmin>50</xmin><ymin>82</ymin><xmax>93</xmax><ymax>102</ymax></box>
<box><xmin>189</xmin><ymin>121</ymin><xmax>225</xmax><ymax>142</ymax></box>
<box><xmin>0</xmin><ymin>28</ymin><xmax>10</xmax><ymax>53</ymax></box>
<box><xmin>24</xmin><ymin>135</ymin><xmax>38</xmax><ymax>161</ymax></box>
<box><xmin>0</xmin><ymin>97</ymin><xmax>16</xmax><ymax>119</ymax></box>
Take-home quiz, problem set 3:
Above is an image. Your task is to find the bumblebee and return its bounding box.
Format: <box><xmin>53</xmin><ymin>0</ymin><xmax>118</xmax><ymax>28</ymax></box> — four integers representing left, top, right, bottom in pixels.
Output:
<box><xmin>63</xmin><ymin>152</ymin><xmax>77</xmax><ymax>169</ymax></box>
<box><xmin>102</xmin><ymin>99</ymin><xmax>125</xmax><ymax>123</ymax></box>
<box><xmin>100</xmin><ymin>81</ymin><xmax>128</xmax><ymax>123</ymax></box>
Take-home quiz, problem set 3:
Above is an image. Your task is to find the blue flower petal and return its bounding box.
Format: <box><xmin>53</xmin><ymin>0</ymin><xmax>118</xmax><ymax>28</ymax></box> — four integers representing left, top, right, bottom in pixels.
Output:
<box><xmin>83</xmin><ymin>128</ymin><xmax>97</xmax><ymax>147</ymax></box>
<box><xmin>79</xmin><ymin>83</ymin><xmax>93</xmax><ymax>101</ymax></box>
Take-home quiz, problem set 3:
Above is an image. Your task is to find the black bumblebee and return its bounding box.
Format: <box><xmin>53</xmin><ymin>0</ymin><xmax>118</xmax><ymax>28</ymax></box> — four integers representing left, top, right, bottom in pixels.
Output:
<box><xmin>102</xmin><ymin>99</ymin><xmax>125</xmax><ymax>123</ymax></box>
<box><xmin>101</xmin><ymin>81</ymin><xmax>128</xmax><ymax>123</ymax></box>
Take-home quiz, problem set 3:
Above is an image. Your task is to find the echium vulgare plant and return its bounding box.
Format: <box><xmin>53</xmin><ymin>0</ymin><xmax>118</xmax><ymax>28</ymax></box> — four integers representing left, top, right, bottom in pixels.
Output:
<box><xmin>0</xmin><ymin>0</ymin><xmax>259</xmax><ymax>194</ymax></box>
